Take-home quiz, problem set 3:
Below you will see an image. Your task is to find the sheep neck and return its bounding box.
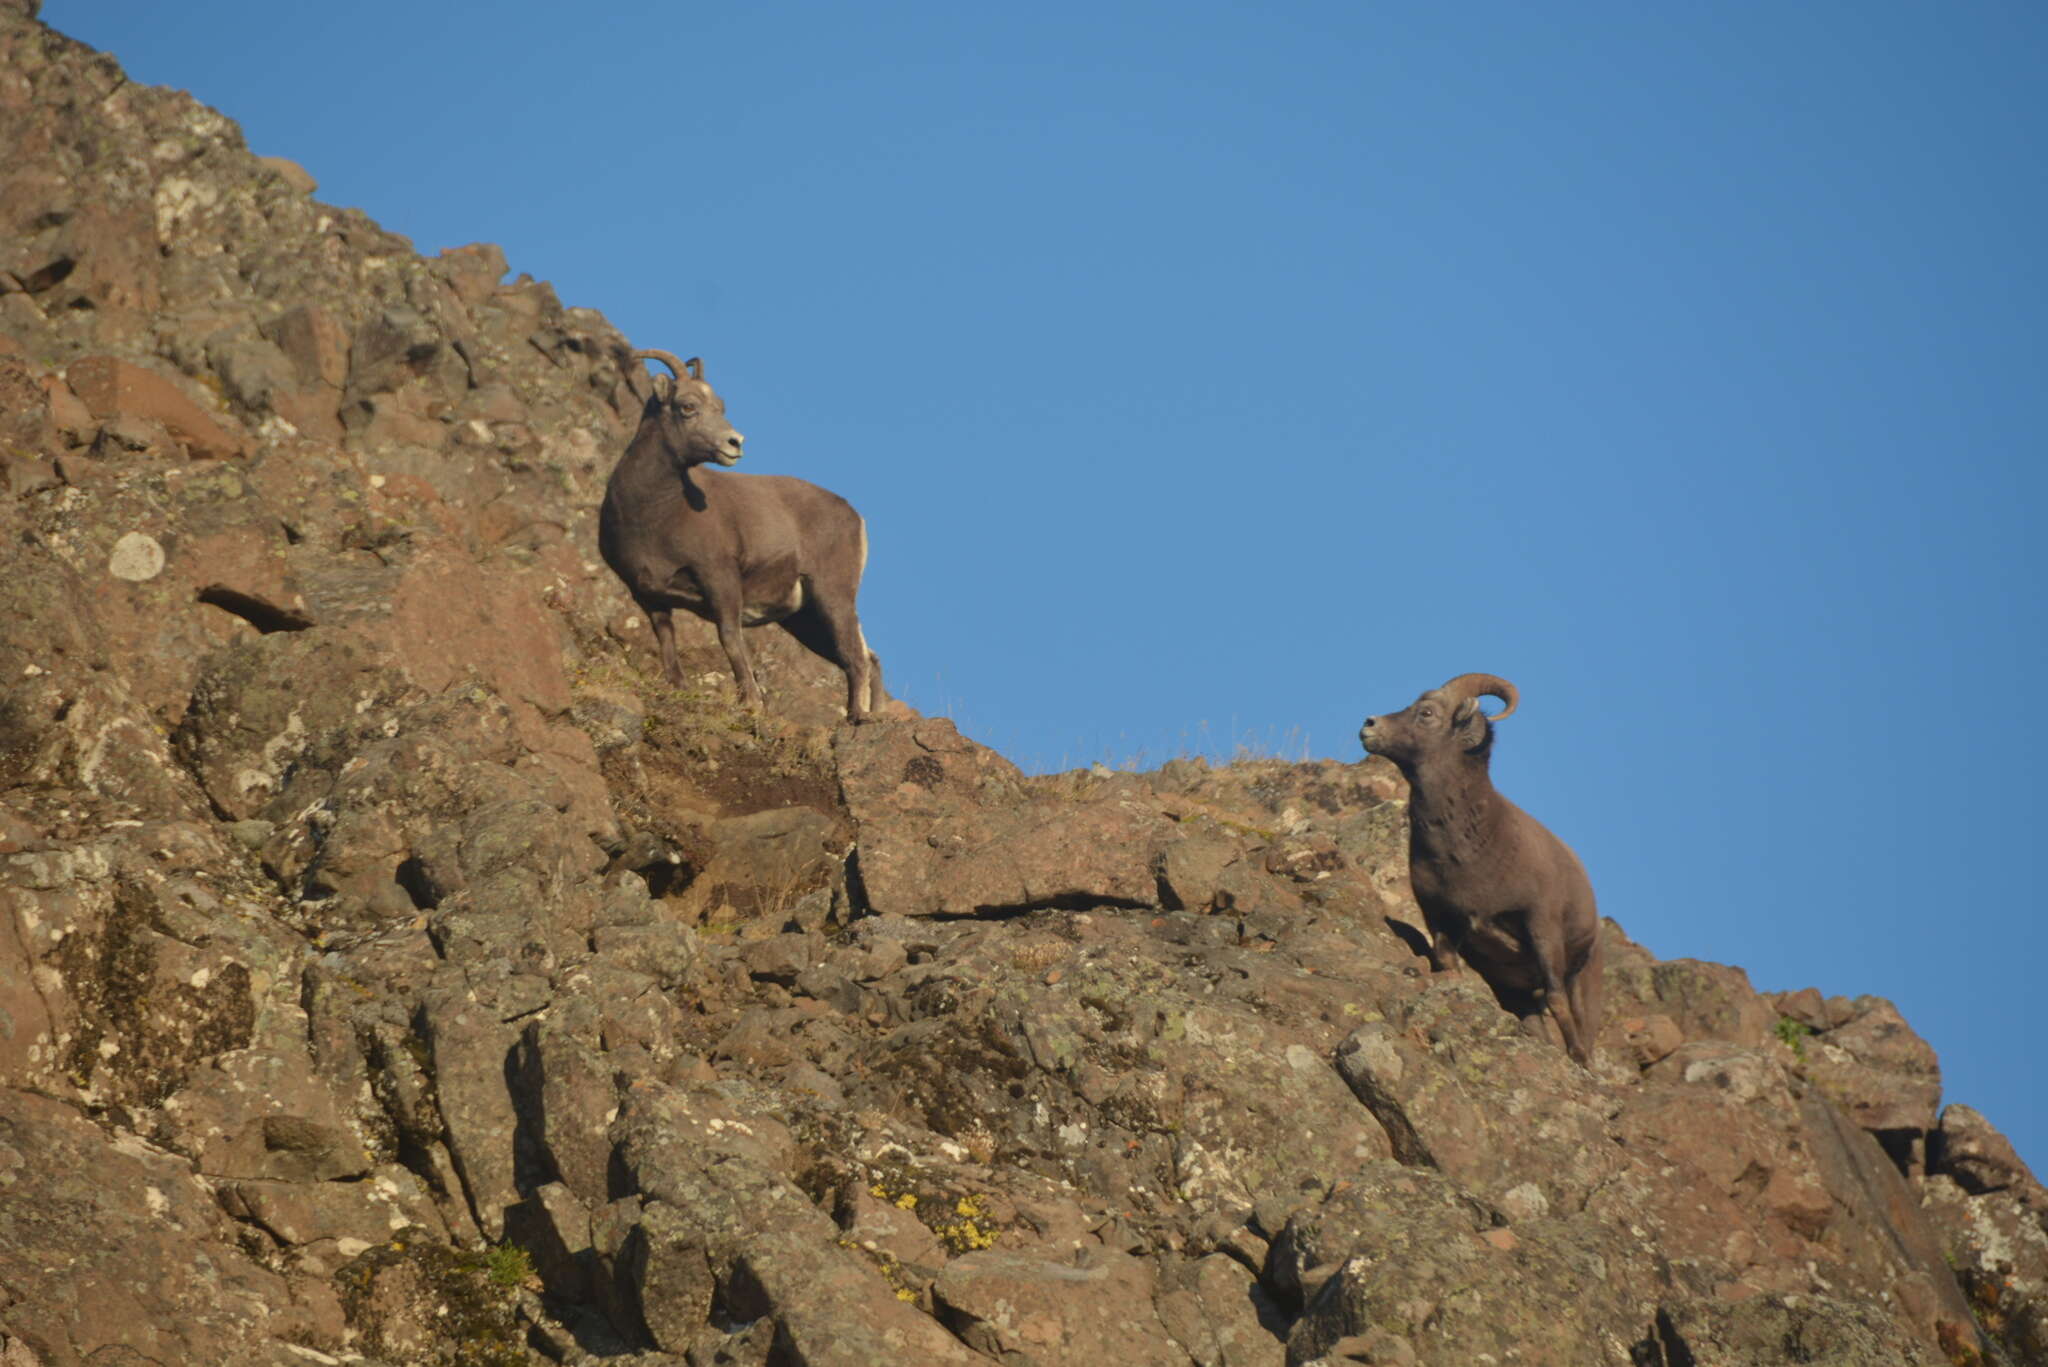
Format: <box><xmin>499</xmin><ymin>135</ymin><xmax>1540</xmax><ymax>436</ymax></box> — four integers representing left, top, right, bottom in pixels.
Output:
<box><xmin>1400</xmin><ymin>751</ymin><xmax>1503</xmax><ymax>868</ymax></box>
<box><xmin>614</xmin><ymin>426</ymin><xmax>705</xmax><ymax>513</ymax></box>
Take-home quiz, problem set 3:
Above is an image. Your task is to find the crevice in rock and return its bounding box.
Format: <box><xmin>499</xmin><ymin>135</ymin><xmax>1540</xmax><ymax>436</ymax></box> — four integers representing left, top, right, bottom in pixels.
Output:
<box><xmin>394</xmin><ymin>856</ymin><xmax>441</xmax><ymax>911</ymax></box>
<box><xmin>941</xmin><ymin>894</ymin><xmax>1153</xmax><ymax>922</ymax></box>
<box><xmin>17</xmin><ymin>256</ymin><xmax>74</xmax><ymax>293</ymax></box>
<box><xmin>196</xmin><ymin>585</ymin><xmax>315</xmax><ymax>633</ymax></box>
<box><xmin>1339</xmin><ymin>1080</ymin><xmax>1436</xmax><ymax>1172</ymax></box>
<box><xmin>637</xmin><ymin>857</ymin><xmax>687</xmax><ymax>900</ymax></box>
<box><xmin>361</xmin><ymin>1023</ymin><xmax>451</xmax><ymax>1200</ymax></box>
<box><xmin>842</xmin><ymin>846</ymin><xmax>873</xmax><ymax>920</ymax></box>
<box><xmin>1868</xmin><ymin>1126</ymin><xmax>1921</xmax><ymax>1180</ymax></box>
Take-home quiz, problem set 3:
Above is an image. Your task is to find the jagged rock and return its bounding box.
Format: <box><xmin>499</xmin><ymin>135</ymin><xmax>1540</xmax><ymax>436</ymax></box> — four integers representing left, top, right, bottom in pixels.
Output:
<box><xmin>1154</xmin><ymin>1251</ymin><xmax>1287</xmax><ymax>1367</ymax></box>
<box><xmin>1797</xmin><ymin>995</ymin><xmax>1943</xmax><ymax>1146</ymax></box>
<box><xmin>1651</xmin><ymin>1294</ymin><xmax>1947</xmax><ymax>1366</ymax></box>
<box><xmin>64</xmin><ymin>354</ymin><xmax>244</xmax><ymax>460</ymax></box>
<box><xmin>199</xmin><ymin>1098</ymin><xmax>371</xmax><ymax>1182</ymax></box>
<box><xmin>256</xmin><ymin>154</ymin><xmax>317</xmax><ymax>195</ymax></box>
<box><xmin>671</xmin><ymin>805</ymin><xmax>844</xmax><ymax>927</ymax></box>
<box><xmin>1920</xmin><ymin>1167</ymin><xmax>2048</xmax><ymax>1364</ymax></box>
<box><xmin>612</xmin><ymin>1087</ymin><xmax>984</xmax><ymax>1364</ymax></box>
<box><xmin>419</xmin><ymin>981</ymin><xmax>527</xmax><ymax>1241</ymax></box>
<box><xmin>1614</xmin><ymin>1011</ymin><xmax>1684</xmax><ymax>1065</ymax></box>
<box><xmin>0</xmin><ymin>1087</ymin><xmax>344</xmax><ymax>1364</ymax></box>
<box><xmin>219</xmin><ymin>1162</ymin><xmax>440</xmax><ymax>1254</ymax></box>
<box><xmin>1930</xmin><ymin>1101</ymin><xmax>2039</xmax><ymax>1196</ymax></box>
<box><xmin>1334</xmin><ymin>980</ymin><xmax>1624</xmax><ymax>1214</ymax></box>
<box><xmin>838</xmin><ymin>717</ymin><xmax>1173</xmax><ymax>916</ymax></box>
<box><xmin>0</xmin><ymin>354</ymin><xmax>70</xmax><ymax>463</ymax></box>
<box><xmin>504</xmin><ymin>1180</ymin><xmax>598</xmax><ymax>1302</ymax></box>
<box><xmin>513</xmin><ymin>1018</ymin><xmax>619</xmax><ymax>1208</ymax></box>
<box><xmin>931</xmin><ymin>1246</ymin><xmax>1187</xmax><ymax>1365</ymax></box>
<box><xmin>1602</xmin><ymin>931</ymin><xmax>1777</xmax><ymax>1049</ymax></box>
<box><xmin>838</xmin><ymin>1181</ymin><xmax>950</xmax><ymax>1276</ymax></box>
<box><xmin>1273</xmin><ymin>1163</ymin><xmax>1647</xmax><ymax>1367</ymax></box>
<box><xmin>337</xmin><ymin>1238</ymin><xmax>528</xmax><ymax>1366</ymax></box>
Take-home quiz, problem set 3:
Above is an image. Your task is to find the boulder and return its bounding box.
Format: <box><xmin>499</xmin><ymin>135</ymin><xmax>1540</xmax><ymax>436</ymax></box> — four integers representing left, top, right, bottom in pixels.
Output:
<box><xmin>64</xmin><ymin>354</ymin><xmax>243</xmax><ymax>460</ymax></box>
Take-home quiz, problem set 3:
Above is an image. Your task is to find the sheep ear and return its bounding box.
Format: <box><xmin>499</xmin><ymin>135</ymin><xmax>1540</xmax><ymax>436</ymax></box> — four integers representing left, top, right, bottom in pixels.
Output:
<box><xmin>1454</xmin><ymin>700</ymin><xmax>1490</xmax><ymax>749</ymax></box>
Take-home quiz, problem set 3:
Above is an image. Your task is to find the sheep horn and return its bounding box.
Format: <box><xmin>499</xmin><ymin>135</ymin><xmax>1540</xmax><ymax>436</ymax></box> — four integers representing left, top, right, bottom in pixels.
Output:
<box><xmin>632</xmin><ymin>349</ymin><xmax>693</xmax><ymax>379</ymax></box>
<box><xmin>1442</xmin><ymin>673</ymin><xmax>1518</xmax><ymax>722</ymax></box>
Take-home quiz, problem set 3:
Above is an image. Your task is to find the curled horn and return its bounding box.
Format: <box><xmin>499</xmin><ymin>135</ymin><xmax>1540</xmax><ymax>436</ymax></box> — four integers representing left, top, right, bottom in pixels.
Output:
<box><xmin>1442</xmin><ymin>673</ymin><xmax>1519</xmax><ymax>723</ymax></box>
<box><xmin>632</xmin><ymin>348</ymin><xmax>694</xmax><ymax>379</ymax></box>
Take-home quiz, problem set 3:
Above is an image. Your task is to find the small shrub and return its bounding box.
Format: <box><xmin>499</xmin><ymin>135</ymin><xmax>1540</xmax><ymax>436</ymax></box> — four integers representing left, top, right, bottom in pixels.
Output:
<box><xmin>1773</xmin><ymin>1016</ymin><xmax>1813</xmax><ymax>1059</ymax></box>
<box><xmin>483</xmin><ymin>1241</ymin><xmax>534</xmax><ymax>1289</ymax></box>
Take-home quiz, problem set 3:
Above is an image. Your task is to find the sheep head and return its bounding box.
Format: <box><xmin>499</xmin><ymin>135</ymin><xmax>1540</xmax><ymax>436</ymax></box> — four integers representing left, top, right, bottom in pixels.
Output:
<box><xmin>634</xmin><ymin>349</ymin><xmax>745</xmax><ymax>469</ymax></box>
<box><xmin>1359</xmin><ymin>673</ymin><xmax>1519</xmax><ymax>766</ymax></box>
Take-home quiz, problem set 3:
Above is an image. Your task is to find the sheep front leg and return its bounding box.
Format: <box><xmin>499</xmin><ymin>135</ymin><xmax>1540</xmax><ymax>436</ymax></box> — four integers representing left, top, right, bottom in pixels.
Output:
<box><xmin>1420</xmin><ymin>913</ymin><xmax>1463</xmax><ymax>974</ymax></box>
<box><xmin>648</xmin><ymin>607</ymin><xmax>684</xmax><ymax>686</ymax></box>
<box><xmin>710</xmin><ymin>605</ymin><xmax>764</xmax><ymax>710</ymax></box>
<box><xmin>1428</xmin><ymin>931</ymin><xmax>1464</xmax><ymax>974</ymax></box>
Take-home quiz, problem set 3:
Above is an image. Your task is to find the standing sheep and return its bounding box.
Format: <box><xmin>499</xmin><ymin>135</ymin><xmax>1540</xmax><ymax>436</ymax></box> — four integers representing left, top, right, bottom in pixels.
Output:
<box><xmin>599</xmin><ymin>350</ymin><xmax>883</xmax><ymax>722</ymax></box>
<box><xmin>1359</xmin><ymin>673</ymin><xmax>1604</xmax><ymax>1064</ymax></box>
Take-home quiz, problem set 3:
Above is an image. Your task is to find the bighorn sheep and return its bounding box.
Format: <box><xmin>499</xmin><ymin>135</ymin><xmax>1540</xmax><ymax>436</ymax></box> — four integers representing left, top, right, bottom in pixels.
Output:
<box><xmin>1359</xmin><ymin>674</ymin><xmax>1603</xmax><ymax>1064</ymax></box>
<box><xmin>599</xmin><ymin>350</ymin><xmax>883</xmax><ymax>721</ymax></box>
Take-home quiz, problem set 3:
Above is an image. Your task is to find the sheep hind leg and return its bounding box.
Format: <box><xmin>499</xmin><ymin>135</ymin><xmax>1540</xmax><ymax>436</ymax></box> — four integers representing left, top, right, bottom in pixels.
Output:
<box><xmin>1525</xmin><ymin>913</ymin><xmax>1591</xmax><ymax>1066</ymax></box>
<box><xmin>863</xmin><ymin>646</ymin><xmax>887</xmax><ymax>714</ymax></box>
<box><xmin>776</xmin><ymin>599</ymin><xmax>874</xmax><ymax>723</ymax></box>
<box><xmin>1566</xmin><ymin>933</ymin><xmax>1605</xmax><ymax>1067</ymax></box>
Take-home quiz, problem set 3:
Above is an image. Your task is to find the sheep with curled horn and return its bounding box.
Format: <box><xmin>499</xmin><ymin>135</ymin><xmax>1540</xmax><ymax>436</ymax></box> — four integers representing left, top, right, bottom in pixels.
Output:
<box><xmin>599</xmin><ymin>349</ymin><xmax>884</xmax><ymax>721</ymax></box>
<box><xmin>1359</xmin><ymin>673</ymin><xmax>1604</xmax><ymax>1065</ymax></box>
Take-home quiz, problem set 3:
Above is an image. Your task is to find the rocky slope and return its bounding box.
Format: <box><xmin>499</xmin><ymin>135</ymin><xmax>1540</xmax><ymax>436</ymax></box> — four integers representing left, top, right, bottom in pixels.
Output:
<box><xmin>1</xmin><ymin>6</ymin><xmax>2043</xmax><ymax>1364</ymax></box>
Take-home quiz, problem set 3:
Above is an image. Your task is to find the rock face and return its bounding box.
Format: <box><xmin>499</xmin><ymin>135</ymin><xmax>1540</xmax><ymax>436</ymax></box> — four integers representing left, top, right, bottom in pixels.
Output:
<box><xmin>0</xmin><ymin>10</ymin><xmax>2040</xmax><ymax>1366</ymax></box>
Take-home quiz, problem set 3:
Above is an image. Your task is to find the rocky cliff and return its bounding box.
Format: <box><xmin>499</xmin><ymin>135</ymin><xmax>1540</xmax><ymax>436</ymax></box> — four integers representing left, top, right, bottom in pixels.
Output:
<box><xmin>1</xmin><ymin>8</ymin><xmax>2043</xmax><ymax>1365</ymax></box>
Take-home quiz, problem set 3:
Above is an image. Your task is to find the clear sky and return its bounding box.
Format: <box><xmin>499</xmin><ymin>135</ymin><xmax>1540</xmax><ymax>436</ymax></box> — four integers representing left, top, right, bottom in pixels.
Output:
<box><xmin>46</xmin><ymin>2</ymin><xmax>2046</xmax><ymax>1169</ymax></box>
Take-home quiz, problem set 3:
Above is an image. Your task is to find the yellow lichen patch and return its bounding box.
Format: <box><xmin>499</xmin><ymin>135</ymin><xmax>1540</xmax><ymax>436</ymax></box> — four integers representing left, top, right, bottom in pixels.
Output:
<box><xmin>934</xmin><ymin>1216</ymin><xmax>997</xmax><ymax>1253</ymax></box>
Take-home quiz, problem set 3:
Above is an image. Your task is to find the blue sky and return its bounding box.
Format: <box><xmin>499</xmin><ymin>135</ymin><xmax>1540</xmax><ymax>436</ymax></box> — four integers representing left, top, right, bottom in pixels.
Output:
<box><xmin>49</xmin><ymin>3</ymin><xmax>2046</xmax><ymax>1168</ymax></box>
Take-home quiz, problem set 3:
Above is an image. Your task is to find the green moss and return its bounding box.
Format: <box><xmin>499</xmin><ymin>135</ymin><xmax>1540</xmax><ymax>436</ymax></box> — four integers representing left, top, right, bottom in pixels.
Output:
<box><xmin>339</xmin><ymin>1236</ymin><xmax>528</xmax><ymax>1367</ymax></box>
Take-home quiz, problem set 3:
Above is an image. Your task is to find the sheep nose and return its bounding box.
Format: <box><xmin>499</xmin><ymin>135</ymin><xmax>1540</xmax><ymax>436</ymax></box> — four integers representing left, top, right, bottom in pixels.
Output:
<box><xmin>726</xmin><ymin>432</ymin><xmax>745</xmax><ymax>451</ymax></box>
